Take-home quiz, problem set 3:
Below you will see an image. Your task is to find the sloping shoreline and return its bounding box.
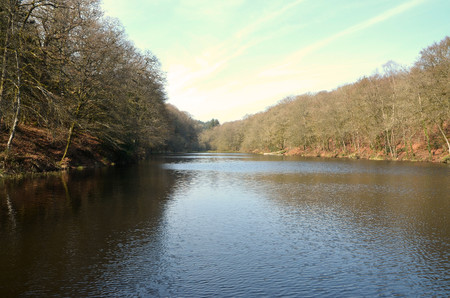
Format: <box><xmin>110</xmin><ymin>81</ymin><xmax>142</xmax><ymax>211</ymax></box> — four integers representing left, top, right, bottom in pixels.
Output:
<box><xmin>0</xmin><ymin>125</ymin><xmax>113</xmax><ymax>178</ymax></box>
<box><xmin>1</xmin><ymin>124</ymin><xmax>448</xmax><ymax>179</ymax></box>
<box><xmin>256</xmin><ymin>146</ymin><xmax>450</xmax><ymax>163</ymax></box>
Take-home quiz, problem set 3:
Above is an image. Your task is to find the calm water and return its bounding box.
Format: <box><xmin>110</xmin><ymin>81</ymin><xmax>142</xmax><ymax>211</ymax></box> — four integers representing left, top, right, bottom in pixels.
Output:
<box><xmin>1</xmin><ymin>153</ymin><xmax>449</xmax><ymax>296</ymax></box>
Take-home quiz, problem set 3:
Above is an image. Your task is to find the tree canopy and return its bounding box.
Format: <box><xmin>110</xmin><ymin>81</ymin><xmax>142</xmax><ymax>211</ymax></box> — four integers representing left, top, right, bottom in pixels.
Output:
<box><xmin>0</xmin><ymin>0</ymin><xmax>206</xmax><ymax>168</ymax></box>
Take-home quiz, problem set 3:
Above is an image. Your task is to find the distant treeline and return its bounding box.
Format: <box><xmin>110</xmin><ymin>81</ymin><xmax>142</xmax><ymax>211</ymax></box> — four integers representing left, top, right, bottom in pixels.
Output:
<box><xmin>201</xmin><ymin>36</ymin><xmax>450</xmax><ymax>162</ymax></box>
<box><xmin>0</xmin><ymin>0</ymin><xmax>214</xmax><ymax>166</ymax></box>
<box><xmin>166</xmin><ymin>104</ymin><xmax>219</xmax><ymax>152</ymax></box>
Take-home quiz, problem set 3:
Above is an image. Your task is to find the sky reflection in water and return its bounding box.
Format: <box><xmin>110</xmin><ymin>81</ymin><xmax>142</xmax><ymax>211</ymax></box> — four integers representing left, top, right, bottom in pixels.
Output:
<box><xmin>0</xmin><ymin>153</ymin><xmax>448</xmax><ymax>296</ymax></box>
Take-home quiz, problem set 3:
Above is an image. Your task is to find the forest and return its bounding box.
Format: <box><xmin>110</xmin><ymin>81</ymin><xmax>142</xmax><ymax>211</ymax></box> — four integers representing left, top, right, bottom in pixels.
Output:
<box><xmin>0</xmin><ymin>1</ymin><xmax>448</xmax><ymax>176</ymax></box>
<box><xmin>0</xmin><ymin>0</ymin><xmax>213</xmax><ymax>174</ymax></box>
<box><xmin>201</xmin><ymin>36</ymin><xmax>450</xmax><ymax>163</ymax></box>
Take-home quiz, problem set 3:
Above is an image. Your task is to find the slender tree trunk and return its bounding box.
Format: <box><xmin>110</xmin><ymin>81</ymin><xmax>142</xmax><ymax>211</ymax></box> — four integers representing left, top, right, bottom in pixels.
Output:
<box><xmin>385</xmin><ymin>129</ymin><xmax>394</xmax><ymax>158</ymax></box>
<box><xmin>6</xmin><ymin>47</ymin><xmax>21</xmax><ymax>152</ymax></box>
<box><xmin>357</xmin><ymin>134</ymin><xmax>361</xmax><ymax>154</ymax></box>
<box><xmin>417</xmin><ymin>94</ymin><xmax>432</xmax><ymax>160</ymax></box>
<box><xmin>351</xmin><ymin>134</ymin><xmax>356</xmax><ymax>153</ymax></box>
<box><xmin>391</xmin><ymin>98</ymin><xmax>397</xmax><ymax>158</ymax></box>
<box><xmin>381</xmin><ymin>97</ymin><xmax>393</xmax><ymax>157</ymax></box>
<box><xmin>402</xmin><ymin>128</ymin><xmax>409</xmax><ymax>159</ymax></box>
<box><xmin>437</xmin><ymin>122</ymin><xmax>450</xmax><ymax>154</ymax></box>
<box><xmin>61</xmin><ymin>101</ymin><xmax>82</xmax><ymax>162</ymax></box>
<box><xmin>422</xmin><ymin>121</ymin><xmax>432</xmax><ymax>160</ymax></box>
<box><xmin>384</xmin><ymin>132</ymin><xmax>388</xmax><ymax>156</ymax></box>
<box><xmin>390</xmin><ymin>128</ymin><xmax>397</xmax><ymax>158</ymax></box>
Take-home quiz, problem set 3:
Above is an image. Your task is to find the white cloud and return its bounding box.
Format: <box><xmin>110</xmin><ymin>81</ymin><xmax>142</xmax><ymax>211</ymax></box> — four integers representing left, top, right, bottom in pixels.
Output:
<box><xmin>259</xmin><ymin>0</ymin><xmax>426</xmax><ymax>77</ymax></box>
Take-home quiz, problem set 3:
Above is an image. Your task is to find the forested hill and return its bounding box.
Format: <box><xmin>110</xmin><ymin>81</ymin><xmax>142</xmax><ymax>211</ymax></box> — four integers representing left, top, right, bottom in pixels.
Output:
<box><xmin>200</xmin><ymin>36</ymin><xmax>450</xmax><ymax>163</ymax></box>
<box><xmin>0</xmin><ymin>2</ymin><xmax>448</xmax><ymax>176</ymax></box>
<box><xmin>0</xmin><ymin>0</ymin><xmax>216</xmax><ymax>175</ymax></box>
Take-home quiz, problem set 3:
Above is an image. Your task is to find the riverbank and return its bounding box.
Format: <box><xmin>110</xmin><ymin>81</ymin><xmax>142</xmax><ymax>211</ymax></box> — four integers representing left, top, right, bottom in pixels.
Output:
<box><xmin>1</xmin><ymin>124</ymin><xmax>448</xmax><ymax>179</ymax></box>
<box><xmin>283</xmin><ymin>145</ymin><xmax>450</xmax><ymax>163</ymax></box>
<box><xmin>0</xmin><ymin>125</ymin><xmax>113</xmax><ymax>178</ymax></box>
<box><xmin>251</xmin><ymin>144</ymin><xmax>450</xmax><ymax>163</ymax></box>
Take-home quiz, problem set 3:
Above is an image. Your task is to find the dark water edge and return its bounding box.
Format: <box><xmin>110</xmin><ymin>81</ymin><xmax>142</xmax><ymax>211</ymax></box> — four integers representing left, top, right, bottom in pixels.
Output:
<box><xmin>1</xmin><ymin>148</ymin><xmax>448</xmax><ymax>180</ymax></box>
<box><xmin>1</xmin><ymin>154</ymin><xmax>449</xmax><ymax>296</ymax></box>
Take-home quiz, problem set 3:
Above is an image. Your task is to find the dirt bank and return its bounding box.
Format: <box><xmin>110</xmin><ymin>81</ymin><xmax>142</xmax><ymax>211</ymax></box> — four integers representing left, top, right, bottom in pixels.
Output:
<box><xmin>284</xmin><ymin>144</ymin><xmax>449</xmax><ymax>163</ymax></box>
<box><xmin>0</xmin><ymin>125</ymin><xmax>111</xmax><ymax>177</ymax></box>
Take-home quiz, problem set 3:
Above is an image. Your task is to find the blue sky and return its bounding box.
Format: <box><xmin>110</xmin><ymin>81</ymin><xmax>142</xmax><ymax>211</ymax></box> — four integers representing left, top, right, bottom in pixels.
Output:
<box><xmin>101</xmin><ymin>0</ymin><xmax>450</xmax><ymax>123</ymax></box>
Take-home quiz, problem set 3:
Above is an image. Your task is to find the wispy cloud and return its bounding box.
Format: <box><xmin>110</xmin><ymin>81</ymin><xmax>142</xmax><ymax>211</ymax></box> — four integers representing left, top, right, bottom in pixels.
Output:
<box><xmin>236</xmin><ymin>0</ymin><xmax>306</xmax><ymax>39</ymax></box>
<box><xmin>175</xmin><ymin>0</ymin><xmax>245</xmax><ymax>21</ymax></box>
<box><xmin>168</xmin><ymin>0</ymin><xmax>308</xmax><ymax>96</ymax></box>
<box><xmin>167</xmin><ymin>39</ymin><xmax>257</xmax><ymax>95</ymax></box>
<box><xmin>259</xmin><ymin>0</ymin><xmax>426</xmax><ymax>77</ymax></box>
<box><xmin>102</xmin><ymin>0</ymin><xmax>449</xmax><ymax>122</ymax></box>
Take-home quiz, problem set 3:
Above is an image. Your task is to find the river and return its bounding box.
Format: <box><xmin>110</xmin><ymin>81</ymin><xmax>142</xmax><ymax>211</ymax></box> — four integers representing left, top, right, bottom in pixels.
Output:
<box><xmin>0</xmin><ymin>153</ymin><xmax>449</xmax><ymax>296</ymax></box>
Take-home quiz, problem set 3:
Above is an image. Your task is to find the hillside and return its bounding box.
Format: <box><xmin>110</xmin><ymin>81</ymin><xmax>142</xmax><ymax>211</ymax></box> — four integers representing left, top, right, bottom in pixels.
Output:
<box><xmin>0</xmin><ymin>125</ymin><xmax>107</xmax><ymax>175</ymax></box>
<box><xmin>200</xmin><ymin>37</ymin><xmax>450</xmax><ymax>163</ymax></box>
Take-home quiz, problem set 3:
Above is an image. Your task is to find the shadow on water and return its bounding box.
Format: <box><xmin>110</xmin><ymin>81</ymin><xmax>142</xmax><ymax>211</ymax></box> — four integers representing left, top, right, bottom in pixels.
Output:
<box><xmin>0</xmin><ymin>161</ymin><xmax>178</xmax><ymax>296</ymax></box>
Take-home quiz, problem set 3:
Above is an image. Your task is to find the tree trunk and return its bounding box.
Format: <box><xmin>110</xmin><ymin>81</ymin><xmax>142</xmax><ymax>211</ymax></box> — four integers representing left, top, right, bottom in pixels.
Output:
<box><xmin>60</xmin><ymin>121</ymin><xmax>75</xmax><ymax>162</ymax></box>
<box><xmin>417</xmin><ymin>94</ymin><xmax>432</xmax><ymax>160</ymax></box>
<box><xmin>390</xmin><ymin>128</ymin><xmax>397</xmax><ymax>158</ymax></box>
<box><xmin>61</xmin><ymin>101</ymin><xmax>82</xmax><ymax>162</ymax></box>
<box><xmin>385</xmin><ymin>129</ymin><xmax>394</xmax><ymax>157</ymax></box>
<box><xmin>402</xmin><ymin>128</ymin><xmax>409</xmax><ymax>159</ymax></box>
<box><xmin>437</xmin><ymin>122</ymin><xmax>450</xmax><ymax>154</ymax></box>
<box><xmin>6</xmin><ymin>48</ymin><xmax>21</xmax><ymax>152</ymax></box>
<box><xmin>422</xmin><ymin>122</ymin><xmax>432</xmax><ymax>160</ymax></box>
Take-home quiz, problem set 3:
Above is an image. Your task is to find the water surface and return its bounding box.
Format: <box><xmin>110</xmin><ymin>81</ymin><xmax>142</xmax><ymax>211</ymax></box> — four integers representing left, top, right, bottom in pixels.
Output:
<box><xmin>1</xmin><ymin>153</ymin><xmax>449</xmax><ymax>296</ymax></box>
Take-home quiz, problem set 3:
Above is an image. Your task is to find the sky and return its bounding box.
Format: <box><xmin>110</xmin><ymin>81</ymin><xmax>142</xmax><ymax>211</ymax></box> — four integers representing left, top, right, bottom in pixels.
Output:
<box><xmin>101</xmin><ymin>0</ymin><xmax>450</xmax><ymax>123</ymax></box>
